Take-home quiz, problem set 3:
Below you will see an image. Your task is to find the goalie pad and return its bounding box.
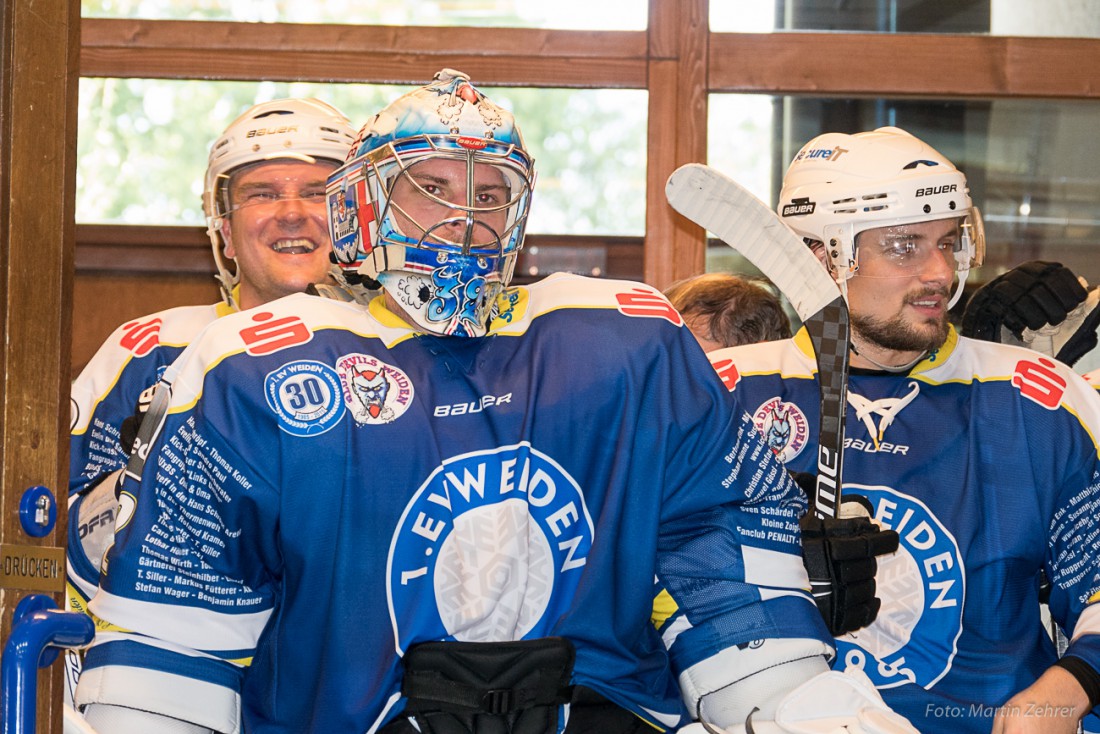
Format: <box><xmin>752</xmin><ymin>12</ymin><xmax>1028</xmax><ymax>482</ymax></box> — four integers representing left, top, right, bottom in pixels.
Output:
<box><xmin>680</xmin><ymin>638</ymin><xmax>833</xmax><ymax>728</ymax></box>
<box><xmin>678</xmin><ymin>666</ymin><xmax>918</xmax><ymax>734</ymax></box>
<box><xmin>81</xmin><ymin>704</ymin><xmax>214</xmax><ymax>733</ymax></box>
<box><xmin>64</xmin><ymin>704</ymin><xmax>100</xmax><ymax>734</ymax></box>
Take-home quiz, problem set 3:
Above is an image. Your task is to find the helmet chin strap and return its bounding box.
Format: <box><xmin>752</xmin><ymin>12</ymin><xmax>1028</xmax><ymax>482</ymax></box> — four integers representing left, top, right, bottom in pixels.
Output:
<box><xmin>849</xmin><ymin>338</ymin><xmax>927</xmax><ymax>373</ymax></box>
<box><xmin>947</xmin><ymin>266</ymin><xmax>969</xmax><ymax>309</ymax></box>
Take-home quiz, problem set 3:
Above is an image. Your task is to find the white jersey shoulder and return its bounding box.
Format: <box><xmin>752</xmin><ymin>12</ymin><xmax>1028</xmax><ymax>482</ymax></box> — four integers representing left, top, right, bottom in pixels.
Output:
<box><xmin>490</xmin><ymin>273</ymin><xmax>678</xmax><ymax>336</ymax></box>
<box><xmin>71</xmin><ymin>303</ymin><xmax>221</xmax><ymax>432</ymax></box>
<box><xmin>708</xmin><ymin>332</ymin><xmax>816</xmax><ymax>382</ymax></box>
<box><xmin>159</xmin><ymin>293</ymin><xmax>406</xmax><ymax>409</ymax></box>
<box><xmin>943</xmin><ymin>334</ymin><xmax>1100</xmax><ymax>441</ymax></box>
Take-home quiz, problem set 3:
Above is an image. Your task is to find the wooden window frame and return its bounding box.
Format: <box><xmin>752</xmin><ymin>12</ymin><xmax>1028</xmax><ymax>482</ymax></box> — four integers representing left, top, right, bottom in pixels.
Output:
<box><xmin>78</xmin><ymin>10</ymin><xmax>1100</xmax><ymax>289</ymax></box>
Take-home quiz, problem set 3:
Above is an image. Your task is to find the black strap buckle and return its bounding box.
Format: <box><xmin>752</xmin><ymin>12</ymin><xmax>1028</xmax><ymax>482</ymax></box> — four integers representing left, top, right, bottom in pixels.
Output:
<box><xmin>481</xmin><ymin>688</ymin><xmax>514</xmax><ymax>714</ymax></box>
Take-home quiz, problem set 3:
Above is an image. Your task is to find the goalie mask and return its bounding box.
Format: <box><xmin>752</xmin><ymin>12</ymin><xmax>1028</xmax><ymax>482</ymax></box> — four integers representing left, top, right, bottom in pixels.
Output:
<box><xmin>778</xmin><ymin>126</ymin><xmax>984</xmax><ymax>309</ymax></box>
<box><xmin>326</xmin><ymin>69</ymin><xmax>535</xmax><ymax>338</ymax></box>
<box><xmin>203</xmin><ymin>98</ymin><xmax>358</xmax><ymax>309</ymax></box>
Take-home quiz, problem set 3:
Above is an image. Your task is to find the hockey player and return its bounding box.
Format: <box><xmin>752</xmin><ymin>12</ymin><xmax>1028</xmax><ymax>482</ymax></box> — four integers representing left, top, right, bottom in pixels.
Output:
<box><xmin>74</xmin><ymin>71</ymin><xmax>916</xmax><ymax>734</ymax></box>
<box><xmin>66</xmin><ymin>97</ymin><xmax>357</xmax><ymax>693</ymax></box>
<box><xmin>665</xmin><ymin>273</ymin><xmax>898</xmax><ymax>638</ymax></box>
<box><xmin>705</xmin><ymin>125</ymin><xmax>1100</xmax><ymax>733</ymax></box>
<box><xmin>664</xmin><ymin>272</ymin><xmax>793</xmax><ymax>351</ymax></box>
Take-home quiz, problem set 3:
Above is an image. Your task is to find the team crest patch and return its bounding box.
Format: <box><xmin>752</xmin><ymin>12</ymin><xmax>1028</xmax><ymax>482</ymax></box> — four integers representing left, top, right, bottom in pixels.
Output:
<box><xmin>751</xmin><ymin>397</ymin><xmax>809</xmax><ymax>462</ymax></box>
<box><xmin>327</xmin><ymin>164</ymin><xmax>374</xmax><ymax>268</ymax></box>
<box><xmin>834</xmin><ymin>485</ymin><xmax>965</xmax><ymax>690</ymax></box>
<box><xmin>264</xmin><ymin>360</ymin><xmax>346</xmax><ymax>437</ymax></box>
<box><xmin>336</xmin><ymin>353</ymin><xmax>414</xmax><ymax>425</ymax></box>
<box><xmin>387</xmin><ymin>442</ymin><xmax>594</xmax><ymax>653</ymax></box>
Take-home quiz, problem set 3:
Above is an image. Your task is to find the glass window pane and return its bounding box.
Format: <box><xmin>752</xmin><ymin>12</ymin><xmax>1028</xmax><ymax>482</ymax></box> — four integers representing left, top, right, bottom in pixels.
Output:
<box><xmin>81</xmin><ymin>0</ymin><xmax>647</xmax><ymax>30</ymax></box>
<box><xmin>77</xmin><ymin>78</ymin><xmax>647</xmax><ymax>236</ymax></box>
<box><xmin>706</xmin><ymin>93</ymin><xmax>1100</xmax><ymax>290</ymax></box>
<box><xmin>711</xmin><ymin>0</ymin><xmax>1100</xmax><ymax>38</ymax></box>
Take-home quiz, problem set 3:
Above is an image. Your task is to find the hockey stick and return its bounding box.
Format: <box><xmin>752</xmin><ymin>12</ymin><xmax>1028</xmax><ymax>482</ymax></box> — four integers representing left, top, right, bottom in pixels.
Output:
<box><xmin>665</xmin><ymin>163</ymin><xmax>849</xmax><ymax>519</ymax></box>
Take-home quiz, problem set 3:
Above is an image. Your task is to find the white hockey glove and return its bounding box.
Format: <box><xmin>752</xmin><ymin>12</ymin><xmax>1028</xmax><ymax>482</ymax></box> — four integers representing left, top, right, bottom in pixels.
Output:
<box><xmin>69</xmin><ymin>468</ymin><xmax>124</xmax><ymax>591</ymax></box>
<box><xmin>678</xmin><ymin>666</ymin><xmax>918</xmax><ymax>734</ymax></box>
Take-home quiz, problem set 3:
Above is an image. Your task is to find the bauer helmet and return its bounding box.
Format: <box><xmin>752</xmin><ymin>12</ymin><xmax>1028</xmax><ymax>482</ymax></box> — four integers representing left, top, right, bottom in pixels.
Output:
<box><xmin>203</xmin><ymin>98</ymin><xmax>357</xmax><ymax>308</ymax></box>
<box><xmin>778</xmin><ymin>126</ymin><xmax>984</xmax><ymax>308</ymax></box>
<box><xmin>326</xmin><ymin>69</ymin><xmax>535</xmax><ymax>337</ymax></box>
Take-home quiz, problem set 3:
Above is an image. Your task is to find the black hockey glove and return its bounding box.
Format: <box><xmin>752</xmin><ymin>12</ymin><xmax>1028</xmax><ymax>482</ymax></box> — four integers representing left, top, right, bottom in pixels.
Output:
<box><xmin>792</xmin><ymin>472</ymin><xmax>900</xmax><ymax>636</ymax></box>
<box><xmin>118</xmin><ymin>384</ymin><xmax>156</xmax><ymax>457</ymax></box>
<box><xmin>961</xmin><ymin>260</ymin><xmax>1087</xmax><ymax>343</ymax></box>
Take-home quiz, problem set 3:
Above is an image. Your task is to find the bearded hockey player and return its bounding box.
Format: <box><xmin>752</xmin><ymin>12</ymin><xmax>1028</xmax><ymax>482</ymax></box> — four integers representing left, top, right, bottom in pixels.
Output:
<box><xmin>73</xmin><ymin>71</ymin><xmax>915</xmax><ymax>734</ymax></box>
<box><xmin>706</xmin><ymin>126</ymin><xmax>1100</xmax><ymax>733</ymax></box>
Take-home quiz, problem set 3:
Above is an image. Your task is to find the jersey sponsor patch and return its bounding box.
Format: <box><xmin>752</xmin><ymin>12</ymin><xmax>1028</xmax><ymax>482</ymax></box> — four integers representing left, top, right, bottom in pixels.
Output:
<box><xmin>336</xmin><ymin>353</ymin><xmax>414</xmax><ymax>425</ymax></box>
<box><xmin>489</xmin><ymin>286</ymin><xmax>528</xmax><ymax>328</ymax></box>
<box><xmin>712</xmin><ymin>358</ymin><xmax>741</xmax><ymax>391</ymax></box>
<box><xmin>1012</xmin><ymin>356</ymin><xmax>1067</xmax><ymax>410</ymax></box>
<box><xmin>834</xmin><ymin>484</ymin><xmax>965</xmax><ymax>690</ymax></box>
<box><xmin>615</xmin><ymin>288</ymin><xmax>683</xmax><ymax>325</ymax></box>
<box><xmin>751</xmin><ymin>397</ymin><xmax>809</xmax><ymax>462</ymax></box>
<box><xmin>119</xmin><ymin>317</ymin><xmax>163</xmax><ymax>357</ymax></box>
<box><xmin>240</xmin><ymin>312</ymin><xmax>313</xmax><ymax>356</ymax></box>
<box><xmin>264</xmin><ymin>360</ymin><xmax>346</xmax><ymax>437</ymax></box>
<box><xmin>387</xmin><ymin>442</ymin><xmax>594</xmax><ymax>653</ymax></box>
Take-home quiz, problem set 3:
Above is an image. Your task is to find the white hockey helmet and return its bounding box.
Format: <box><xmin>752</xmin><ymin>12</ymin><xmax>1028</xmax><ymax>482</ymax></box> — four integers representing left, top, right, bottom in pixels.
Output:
<box><xmin>203</xmin><ymin>97</ymin><xmax>357</xmax><ymax>308</ymax></box>
<box><xmin>778</xmin><ymin>126</ymin><xmax>984</xmax><ymax>308</ymax></box>
<box><xmin>326</xmin><ymin>69</ymin><xmax>535</xmax><ymax>338</ymax></box>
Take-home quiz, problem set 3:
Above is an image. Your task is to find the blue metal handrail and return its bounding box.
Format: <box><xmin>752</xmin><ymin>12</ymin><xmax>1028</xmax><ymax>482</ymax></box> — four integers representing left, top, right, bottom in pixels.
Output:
<box><xmin>1</xmin><ymin>595</ymin><xmax>94</xmax><ymax>734</ymax></box>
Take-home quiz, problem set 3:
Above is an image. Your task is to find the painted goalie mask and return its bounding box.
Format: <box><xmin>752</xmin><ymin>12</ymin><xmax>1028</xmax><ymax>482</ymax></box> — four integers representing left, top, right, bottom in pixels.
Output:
<box><xmin>327</xmin><ymin>69</ymin><xmax>536</xmax><ymax>337</ymax></box>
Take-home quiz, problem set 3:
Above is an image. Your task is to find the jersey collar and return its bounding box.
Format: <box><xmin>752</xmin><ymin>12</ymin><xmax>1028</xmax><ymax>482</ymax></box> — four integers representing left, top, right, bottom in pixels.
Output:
<box><xmin>793</xmin><ymin>324</ymin><xmax>960</xmax><ymax>376</ymax></box>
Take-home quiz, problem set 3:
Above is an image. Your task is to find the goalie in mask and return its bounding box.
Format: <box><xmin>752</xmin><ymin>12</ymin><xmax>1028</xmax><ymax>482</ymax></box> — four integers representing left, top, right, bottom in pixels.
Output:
<box><xmin>74</xmin><ymin>70</ymin><xmax>917</xmax><ymax>734</ymax></box>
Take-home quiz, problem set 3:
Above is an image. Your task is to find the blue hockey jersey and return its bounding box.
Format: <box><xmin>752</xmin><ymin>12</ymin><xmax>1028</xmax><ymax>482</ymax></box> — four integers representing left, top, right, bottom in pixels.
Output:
<box><xmin>708</xmin><ymin>326</ymin><xmax>1100</xmax><ymax>733</ymax></box>
<box><xmin>79</xmin><ymin>274</ymin><xmax>830</xmax><ymax>733</ymax></box>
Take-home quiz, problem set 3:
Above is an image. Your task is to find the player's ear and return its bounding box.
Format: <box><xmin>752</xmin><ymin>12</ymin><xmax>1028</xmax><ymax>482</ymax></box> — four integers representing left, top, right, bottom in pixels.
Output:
<box><xmin>221</xmin><ymin>219</ymin><xmax>236</xmax><ymax>259</ymax></box>
<box><xmin>808</xmin><ymin>241</ymin><xmax>832</xmax><ymax>272</ymax></box>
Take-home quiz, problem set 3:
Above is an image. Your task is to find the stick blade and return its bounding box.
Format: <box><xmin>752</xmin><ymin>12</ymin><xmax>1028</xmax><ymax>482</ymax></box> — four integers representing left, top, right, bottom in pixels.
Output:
<box><xmin>665</xmin><ymin>163</ymin><xmax>838</xmax><ymax>323</ymax></box>
<box><xmin>665</xmin><ymin>163</ymin><xmax>850</xmax><ymax>519</ymax></box>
